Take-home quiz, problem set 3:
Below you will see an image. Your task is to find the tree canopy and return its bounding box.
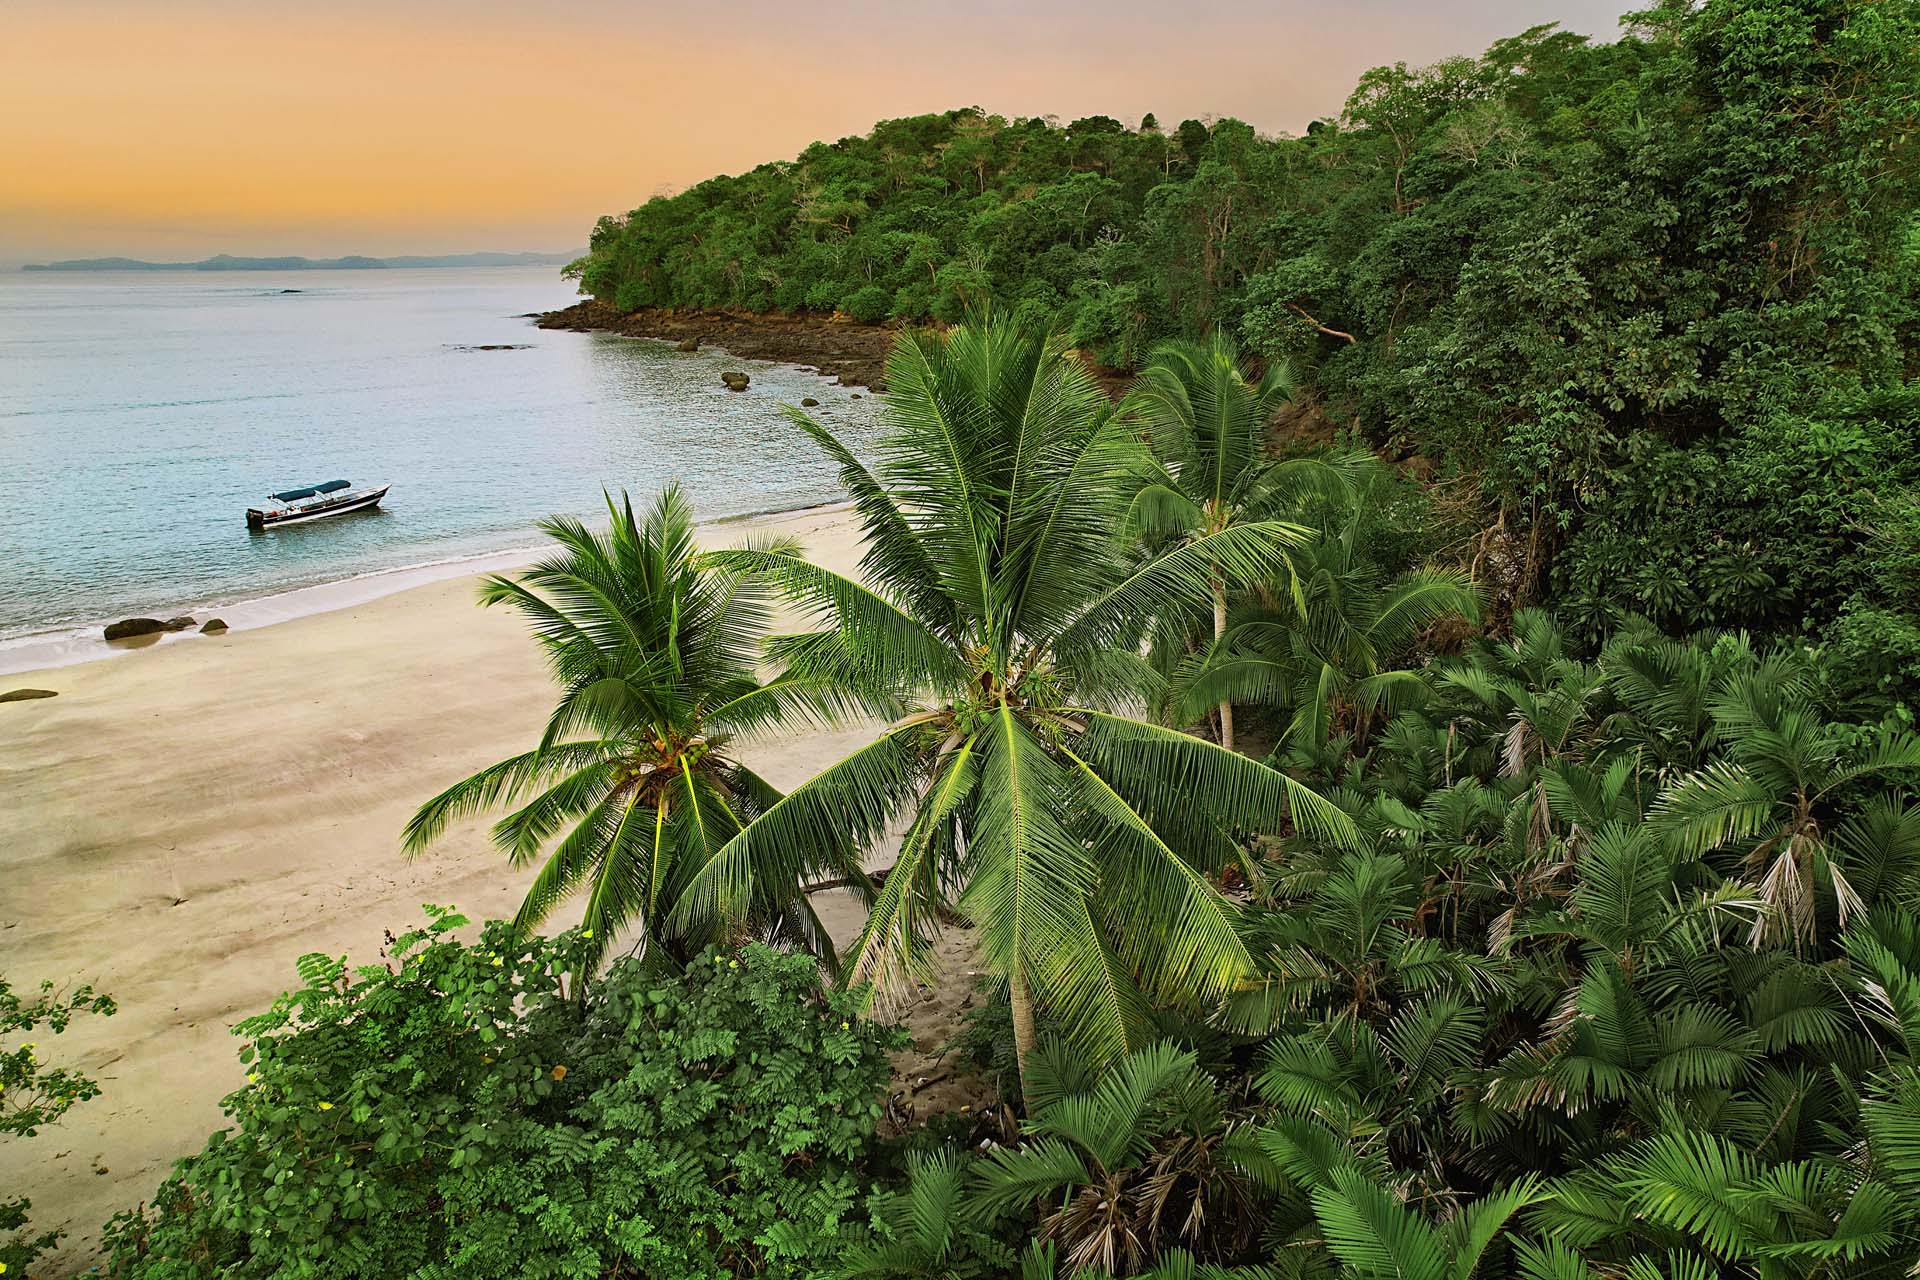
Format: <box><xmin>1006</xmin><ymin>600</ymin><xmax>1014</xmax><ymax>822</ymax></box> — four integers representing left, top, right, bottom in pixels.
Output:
<box><xmin>571</xmin><ymin>0</ymin><xmax>1919</xmax><ymax>677</ymax></box>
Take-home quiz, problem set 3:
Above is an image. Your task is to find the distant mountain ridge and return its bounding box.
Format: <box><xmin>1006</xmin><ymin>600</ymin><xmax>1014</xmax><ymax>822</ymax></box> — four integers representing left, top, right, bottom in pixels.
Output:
<box><xmin>21</xmin><ymin>251</ymin><xmax>581</xmax><ymax>272</ymax></box>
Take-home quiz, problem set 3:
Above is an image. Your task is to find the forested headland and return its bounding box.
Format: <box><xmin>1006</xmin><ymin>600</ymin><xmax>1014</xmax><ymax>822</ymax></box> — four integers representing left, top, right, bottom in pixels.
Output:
<box><xmin>569</xmin><ymin>0</ymin><xmax>1920</xmax><ymax>697</ymax></box>
<box><xmin>10</xmin><ymin>1</ymin><xmax>1920</xmax><ymax>1277</ymax></box>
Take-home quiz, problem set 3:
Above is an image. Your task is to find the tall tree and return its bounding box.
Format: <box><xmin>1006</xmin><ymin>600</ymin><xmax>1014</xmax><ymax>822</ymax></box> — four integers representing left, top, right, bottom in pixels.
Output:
<box><xmin>679</xmin><ymin>317</ymin><xmax>1360</xmax><ymax>1107</ymax></box>
<box><xmin>402</xmin><ymin>487</ymin><xmax>864</xmax><ymax>970</ymax></box>
<box><xmin>1121</xmin><ymin>333</ymin><xmax>1339</xmax><ymax>750</ymax></box>
<box><xmin>1170</xmin><ymin>460</ymin><xmax>1480</xmax><ymax>756</ymax></box>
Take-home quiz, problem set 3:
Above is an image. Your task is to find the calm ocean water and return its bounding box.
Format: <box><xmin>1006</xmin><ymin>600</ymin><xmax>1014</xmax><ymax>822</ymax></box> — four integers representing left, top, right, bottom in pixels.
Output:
<box><xmin>0</xmin><ymin>267</ymin><xmax>882</xmax><ymax>665</ymax></box>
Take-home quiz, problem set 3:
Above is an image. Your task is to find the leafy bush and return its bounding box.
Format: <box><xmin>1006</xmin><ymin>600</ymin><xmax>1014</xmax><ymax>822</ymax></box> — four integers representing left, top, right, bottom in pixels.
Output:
<box><xmin>101</xmin><ymin>910</ymin><xmax>905</xmax><ymax>1280</ymax></box>
<box><xmin>2</xmin><ymin>975</ymin><xmax>114</xmax><ymax>1277</ymax></box>
<box><xmin>839</xmin><ymin>286</ymin><xmax>893</xmax><ymax>325</ymax></box>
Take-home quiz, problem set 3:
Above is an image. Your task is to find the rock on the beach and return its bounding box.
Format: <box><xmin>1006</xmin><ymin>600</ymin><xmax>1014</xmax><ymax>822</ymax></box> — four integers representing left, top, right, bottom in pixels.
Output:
<box><xmin>200</xmin><ymin>618</ymin><xmax>229</xmax><ymax>634</ymax></box>
<box><xmin>0</xmin><ymin>688</ymin><xmax>57</xmax><ymax>703</ymax></box>
<box><xmin>103</xmin><ymin>616</ymin><xmax>196</xmax><ymax>641</ymax></box>
<box><xmin>721</xmin><ymin>371</ymin><xmax>750</xmax><ymax>391</ymax></box>
<box><xmin>801</xmin><ymin>397</ymin><xmax>820</xmax><ymax>407</ymax></box>
<box><xmin>850</xmin><ymin>393</ymin><xmax>863</xmax><ymax>399</ymax></box>
<box><xmin>676</xmin><ymin>337</ymin><xmax>700</xmax><ymax>352</ymax></box>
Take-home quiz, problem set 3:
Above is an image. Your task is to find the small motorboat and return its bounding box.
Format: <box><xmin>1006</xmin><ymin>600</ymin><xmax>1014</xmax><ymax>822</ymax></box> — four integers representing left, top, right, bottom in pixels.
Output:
<box><xmin>246</xmin><ymin>479</ymin><xmax>390</xmax><ymax>529</ymax></box>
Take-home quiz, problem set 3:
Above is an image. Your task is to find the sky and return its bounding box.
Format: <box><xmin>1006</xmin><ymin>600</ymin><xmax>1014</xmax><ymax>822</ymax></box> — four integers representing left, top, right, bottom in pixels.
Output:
<box><xmin>0</xmin><ymin>0</ymin><xmax>1636</xmax><ymax>266</ymax></box>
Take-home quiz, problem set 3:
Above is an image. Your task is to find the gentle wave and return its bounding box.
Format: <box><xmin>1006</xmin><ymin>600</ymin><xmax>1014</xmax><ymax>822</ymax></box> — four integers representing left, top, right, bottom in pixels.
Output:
<box><xmin>0</xmin><ymin>267</ymin><xmax>886</xmax><ymax>659</ymax></box>
<box><xmin>0</xmin><ymin>498</ymin><xmax>856</xmax><ymax>676</ymax></box>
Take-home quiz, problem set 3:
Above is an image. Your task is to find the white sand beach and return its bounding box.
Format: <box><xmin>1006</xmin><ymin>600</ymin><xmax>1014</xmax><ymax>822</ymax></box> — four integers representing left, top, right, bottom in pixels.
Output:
<box><xmin>0</xmin><ymin>504</ymin><xmax>984</xmax><ymax>1268</ymax></box>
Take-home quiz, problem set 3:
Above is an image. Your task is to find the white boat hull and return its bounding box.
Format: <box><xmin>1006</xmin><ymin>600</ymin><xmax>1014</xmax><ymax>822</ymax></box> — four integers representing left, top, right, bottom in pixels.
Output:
<box><xmin>248</xmin><ymin>485</ymin><xmax>389</xmax><ymax>529</ymax></box>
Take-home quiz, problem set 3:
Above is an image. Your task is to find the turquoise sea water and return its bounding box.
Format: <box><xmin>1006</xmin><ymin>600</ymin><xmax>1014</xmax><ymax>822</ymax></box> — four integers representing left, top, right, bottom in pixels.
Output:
<box><xmin>0</xmin><ymin>267</ymin><xmax>882</xmax><ymax>661</ymax></box>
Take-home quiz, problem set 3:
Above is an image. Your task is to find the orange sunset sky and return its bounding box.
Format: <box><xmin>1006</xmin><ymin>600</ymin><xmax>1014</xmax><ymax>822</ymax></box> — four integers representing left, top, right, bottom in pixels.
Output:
<box><xmin>2</xmin><ymin>0</ymin><xmax>1635</xmax><ymax>266</ymax></box>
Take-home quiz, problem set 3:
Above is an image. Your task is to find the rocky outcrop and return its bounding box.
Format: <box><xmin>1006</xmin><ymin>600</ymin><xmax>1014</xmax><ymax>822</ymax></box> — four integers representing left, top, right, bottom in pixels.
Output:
<box><xmin>532</xmin><ymin>301</ymin><xmax>1139</xmax><ymax>400</ymax></box>
<box><xmin>676</xmin><ymin>337</ymin><xmax>700</xmax><ymax>352</ymax></box>
<box><xmin>0</xmin><ymin>688</ymin><xmax>57</xmax><ymax>702</ymax></box>
<box><xmin>200</xmin><ymin>618</ymin><xmax>229</xmax><ymax>634</ymax></box>
<box><xmin>104</xmin><ymin>617</ymin><xmax>194</xmax><ymax>641</ymax></box>
<box><xmin>535</xmin><ymin>302</ymin><xmax>895</xmax><ymax>392</ymax></box>
<box><xmin>721</xmin><ymin>371</ymin><xmax>750</xmax><ymax>391</ymax></box>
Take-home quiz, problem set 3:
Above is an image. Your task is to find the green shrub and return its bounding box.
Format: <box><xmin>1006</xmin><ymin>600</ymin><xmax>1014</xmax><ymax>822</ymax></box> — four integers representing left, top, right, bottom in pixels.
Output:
<box><xmin>840</xmin><ymin>286</ymin><xmax>893</xmax><ymax>325</ymax></box>
<box><xmin>1822</xmin><ymin>600</ymin><xmax>1920</xmax><ymax>728</ymax></box>
<box><xmin>2</xmin><ymin>976</ymin><xmax>114</xmax><ymax>1277</ymax></box>
<box><xmin>101</xmin><ymin>910</ymin><xmax>905</xmax><ymax>1280</ymax></box>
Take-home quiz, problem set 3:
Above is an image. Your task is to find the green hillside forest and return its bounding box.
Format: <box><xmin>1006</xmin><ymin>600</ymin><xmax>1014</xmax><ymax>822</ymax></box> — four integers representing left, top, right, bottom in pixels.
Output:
<box><xmin>571</xmin><ymin>0</ymin><xmax>1920</xmax><ymax>684</ymax></box>
<box><xmin>9</xmin><ymin>1</ymin><xmax>1920</xmax><ymax>1277</ymax></box>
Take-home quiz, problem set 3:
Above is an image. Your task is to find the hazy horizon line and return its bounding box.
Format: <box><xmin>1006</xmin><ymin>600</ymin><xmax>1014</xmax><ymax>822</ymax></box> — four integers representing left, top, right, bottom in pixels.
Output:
<box><xmin>5</xmin><ymin>247</ymin><xmax>585</xmax><ymax>271</ymax></box>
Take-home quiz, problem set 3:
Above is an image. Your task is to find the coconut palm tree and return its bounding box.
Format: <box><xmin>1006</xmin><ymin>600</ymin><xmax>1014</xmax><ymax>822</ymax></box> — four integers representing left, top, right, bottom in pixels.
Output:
<box><xmin>1121</xmin><ymin>333</ymin><xmax>1351</xmax><ymax>750</ymax></box>
<box><xmin>679</xmin><ymin>316</ymin><xmax>1360</xmax><ymax>1107</ymax></box>
<box><xmin>401</xmin><ymin>486</ymin><xmax>865</xmax><ymax>971</ymax></box>
<box><xmin>1170</xmin><ymin>466</ymin><xmax>1480</xmax><ymax>758</ymax></box>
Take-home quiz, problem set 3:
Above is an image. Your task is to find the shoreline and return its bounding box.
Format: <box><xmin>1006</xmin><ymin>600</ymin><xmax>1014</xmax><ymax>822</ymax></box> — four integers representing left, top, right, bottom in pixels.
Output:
<box><xmin>536</xmin><ymin>301</ymin><xmax>899</xmax><ymax>391</ymax></box>
<box><xmin>0</xmin><ymin>497</ymin><xmax>857</xmax><ymax>679</ymax></box>
<box><xmin>537</xmin><ymin>300</ymin><xmax>1140</xmax><ymax>400</ymax></box>
<box><xmin>2</xmin><ymin>500</ymin><xmax>998</xmax><ymax>1272</ymax></box>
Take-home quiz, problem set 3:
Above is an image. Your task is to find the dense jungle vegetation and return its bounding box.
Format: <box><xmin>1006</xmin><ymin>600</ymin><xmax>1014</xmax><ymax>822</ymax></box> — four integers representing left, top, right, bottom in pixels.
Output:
<box><xmin>571</xmin><ymin>0</ymin><xmax>1920</xmax><ymax>690</ymax></box>
<box><xmin>6</xmin><ymin>1</ymin><xmax>1920</xmax><ymax>1277</ymax></box>
<box><xmin>65</xmin><ymin>313</ymin><xmax>1920</xmax><ymax>1280</ymax></box>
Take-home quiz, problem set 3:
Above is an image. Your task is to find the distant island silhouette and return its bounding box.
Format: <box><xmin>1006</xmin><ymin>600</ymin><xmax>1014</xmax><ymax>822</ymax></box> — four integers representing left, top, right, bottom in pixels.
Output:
<box><xmin>22</xmin><ymin>251</ymin><xmax>581</xmax><ymax>272</ymax></box>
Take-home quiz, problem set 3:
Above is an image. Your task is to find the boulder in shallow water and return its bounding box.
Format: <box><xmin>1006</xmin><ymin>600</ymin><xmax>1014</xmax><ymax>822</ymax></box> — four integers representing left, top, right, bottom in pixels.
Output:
<box><xmin>104</xmin><ymin>618</ymin><xmax>165</xmax><ymax>640</ymax></box>
<box><xmin>104</xmin><ymin>616</ymin><xmax>195</xmax><ymax>641</ymax></box>
<box><xmin>676</xmin><ymin>337</ymin><xmax>701</xmax><ymax>352</ymax></box>
<box><xmin>0</xmin><ymin>688</ymin><xmax>57</xmax><ymax>703</ymax></box>
<box><xmin>801</xmin><ymin>397</ymin><xmax>820</xmax><ymax>407</ymax></box>
<box><xmin>200</xmin><ymin>618</ymin><xmax>229</xmax><ymax>634</ymax></box>
<box><xmin>850</xmin><ymin>393</ymin><xmax>863</xmax><ymax>399</ymax></box>
<box><xmin>720</xmin><ymin>371</ymin><xmax>750</xmax><ymax>391</ymax></box>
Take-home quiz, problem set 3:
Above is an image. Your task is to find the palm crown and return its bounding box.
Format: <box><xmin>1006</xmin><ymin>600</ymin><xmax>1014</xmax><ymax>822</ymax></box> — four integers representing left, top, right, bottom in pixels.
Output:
<box><xmin>679</xmin><ymin>316</ymin><xmax>1360</xmax><ymax>1102</ymax></box>
<box><xmin>402</xmin><ymin>487</ymin><xmax>861</xmax><ymax>969</ymax></box>
<box><xmin>1121</xmin><ymin>333</ymin><xmax>1355</xmax><ymax>750</ymax></box>
<box><xmin>1173</xmin><ymin>468</ymin><xmax>1481</xmax><ymax>758</ymax></box>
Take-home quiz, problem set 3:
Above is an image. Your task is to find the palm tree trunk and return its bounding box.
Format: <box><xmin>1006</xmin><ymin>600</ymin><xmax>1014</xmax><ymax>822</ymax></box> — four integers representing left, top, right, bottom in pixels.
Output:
<box><xmin>1009</xmin><ymin>970</ymin><xmax>1040</xmax><ymax>1115</ymax></box>
<box><xmin>1212</xmin><ymin>577</ymin><xmax>1234</xmax><ymax>753</ymax></box>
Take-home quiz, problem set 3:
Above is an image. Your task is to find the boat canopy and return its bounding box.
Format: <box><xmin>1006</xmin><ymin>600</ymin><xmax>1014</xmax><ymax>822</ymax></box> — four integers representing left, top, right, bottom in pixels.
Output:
<box><xmin>269</xmin><ymin>479</ymin><xmax>352</xmax><ymax>502</ymax></box>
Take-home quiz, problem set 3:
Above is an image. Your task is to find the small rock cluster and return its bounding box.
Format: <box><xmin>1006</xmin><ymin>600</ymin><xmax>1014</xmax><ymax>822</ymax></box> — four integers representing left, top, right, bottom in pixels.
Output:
<box><xmin>102</xmin><ymin>615</ymin><xmax>229</xmax><ymax>641</ymax></box>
